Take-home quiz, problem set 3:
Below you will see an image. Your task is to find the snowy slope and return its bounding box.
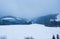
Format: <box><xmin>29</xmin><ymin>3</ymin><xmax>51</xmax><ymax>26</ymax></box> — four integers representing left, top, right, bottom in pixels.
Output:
<box><xmin>0</xmin><ymin>24</ymin><xmax>60</xmax><ymax>39</ymax></box>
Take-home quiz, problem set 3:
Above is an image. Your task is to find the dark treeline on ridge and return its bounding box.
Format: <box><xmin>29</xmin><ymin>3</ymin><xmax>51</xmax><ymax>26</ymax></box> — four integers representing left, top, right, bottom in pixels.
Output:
<box><xmin>0</xmin><ymin>14</ymin><xmax>60</xmax><ymax>27</ymax></box>
<box><xmin>32</xmin><ymin>14</ymin><xmax>60</xmax><ymax>27</ymax></box>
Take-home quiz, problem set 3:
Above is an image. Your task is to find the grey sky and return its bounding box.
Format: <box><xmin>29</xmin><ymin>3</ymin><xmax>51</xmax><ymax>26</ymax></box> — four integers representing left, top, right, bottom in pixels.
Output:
<box><xmin>0</xmin><ymin>0</ymin><xmax>60</xmax><ymax>19</ymax></box>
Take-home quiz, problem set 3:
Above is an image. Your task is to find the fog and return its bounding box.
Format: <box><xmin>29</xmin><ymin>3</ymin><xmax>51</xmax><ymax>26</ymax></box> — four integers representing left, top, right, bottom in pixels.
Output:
<box><xmin>0</xmin><ymin>0</ymin><xmax>60</xmax><ymax>19</ymax></box>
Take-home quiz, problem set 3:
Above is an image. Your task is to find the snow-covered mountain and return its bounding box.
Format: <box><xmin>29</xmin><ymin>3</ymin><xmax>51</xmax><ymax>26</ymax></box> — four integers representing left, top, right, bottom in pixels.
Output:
<box><xmin>0</xmin><ymin>24</ymin><xmax>60</xmax><ymax>39</ymax></box>
<box><xmin>0</xmin><ymin>16</ymin><xmax>30</xmax><ymax>25</ymax></box>
<box><xmin>0</xmin><ymin>14</ymin><xmax>60</xmax><ymax>27</ymax></box>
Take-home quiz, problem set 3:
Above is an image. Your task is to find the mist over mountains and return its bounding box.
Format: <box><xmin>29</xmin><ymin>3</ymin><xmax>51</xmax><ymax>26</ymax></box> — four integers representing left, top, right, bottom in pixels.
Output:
<box><xmin>0</xmin><ymin>14</ymin><xmax>60</xmax><ymax>27</ymax></box>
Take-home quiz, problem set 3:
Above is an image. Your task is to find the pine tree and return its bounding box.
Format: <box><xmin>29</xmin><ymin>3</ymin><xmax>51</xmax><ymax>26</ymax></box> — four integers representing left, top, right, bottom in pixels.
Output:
<box><xmin>52</xmin><ymin>35</ymin><xmax>55</xmax><ymax>39</ymax></box>
<box><xmin>25</xmin><ymin>37</ymin><xmax>30</xmax><ymax>39</ymax></box>
<box><xmin>25</xmin><ymin>37</ymin><xmax>34</xmax><ymax>39</ymax></box>
<box><xmin>57</xmin><ymin>34</ymin><xmax>59</xmax><ymax>39</ymax></box>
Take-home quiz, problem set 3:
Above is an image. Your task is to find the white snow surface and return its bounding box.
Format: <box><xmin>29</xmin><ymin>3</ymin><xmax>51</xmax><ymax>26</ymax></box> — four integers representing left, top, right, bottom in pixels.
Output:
<box><xmin>0</xmin><ymin>24</ymin><xmax>60</xmax><ymax>39</ymax></box>
<box><xmin>56</xmin><ymin>14</ymin><xmax>60</xmax><ymax>21</ymax></box>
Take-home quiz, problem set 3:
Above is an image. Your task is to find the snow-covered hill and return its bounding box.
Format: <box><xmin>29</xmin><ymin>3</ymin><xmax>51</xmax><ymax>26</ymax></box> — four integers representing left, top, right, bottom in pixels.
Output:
<box><xmin>0</xmin><ymin>24</ymin><xmax>60</xmax><ymax>39</ymax></box>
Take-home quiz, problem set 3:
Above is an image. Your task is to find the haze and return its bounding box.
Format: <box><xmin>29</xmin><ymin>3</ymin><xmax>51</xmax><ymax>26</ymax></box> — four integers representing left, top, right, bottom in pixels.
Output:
<box><xmin>0</xmin><ymin>0</ymin><xmax>60</xmax><ymax>19</ymax></box>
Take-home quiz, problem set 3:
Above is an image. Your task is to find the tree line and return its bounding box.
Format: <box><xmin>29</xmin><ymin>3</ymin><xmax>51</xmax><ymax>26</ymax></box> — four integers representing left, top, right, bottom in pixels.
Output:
<box><xmin>0</xmin><ymin>14</ymin><xmax>60</xmax><ymax>27</ymax></box>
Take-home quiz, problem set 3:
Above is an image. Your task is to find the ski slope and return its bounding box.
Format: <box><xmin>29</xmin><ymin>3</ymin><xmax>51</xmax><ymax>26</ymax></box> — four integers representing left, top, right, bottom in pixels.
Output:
<box><xmin>0</xmin><ymin>24</ymin><xmax>60</xmax><ymax>39</ymax></box>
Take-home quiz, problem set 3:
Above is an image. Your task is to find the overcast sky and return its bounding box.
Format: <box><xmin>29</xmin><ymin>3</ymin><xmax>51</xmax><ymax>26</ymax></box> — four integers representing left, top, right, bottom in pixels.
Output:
<box><xmin>0</xmin><ymin>0</ymin><xmax>60</xmax><ymax>19</ymax></box>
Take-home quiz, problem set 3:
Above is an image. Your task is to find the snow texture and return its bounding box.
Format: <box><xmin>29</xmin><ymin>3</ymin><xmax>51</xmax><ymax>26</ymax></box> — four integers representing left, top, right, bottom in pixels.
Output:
<box><xmin>0</xmin><ymin>24</ymin><xmax>60</xmax><ymax>39</ymax></box>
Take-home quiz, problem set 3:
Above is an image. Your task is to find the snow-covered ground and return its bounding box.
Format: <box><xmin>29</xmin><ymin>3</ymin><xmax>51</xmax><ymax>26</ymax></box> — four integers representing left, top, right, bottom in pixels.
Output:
<box><xmin>0</xmin><ymin>24</ymin><xmax>60</xmax><ymax>39</ymax></box>
<box><xmin>56</xmin><ymin>14</ymin><xmax>60</xmax><ymax>21</ymax></box>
